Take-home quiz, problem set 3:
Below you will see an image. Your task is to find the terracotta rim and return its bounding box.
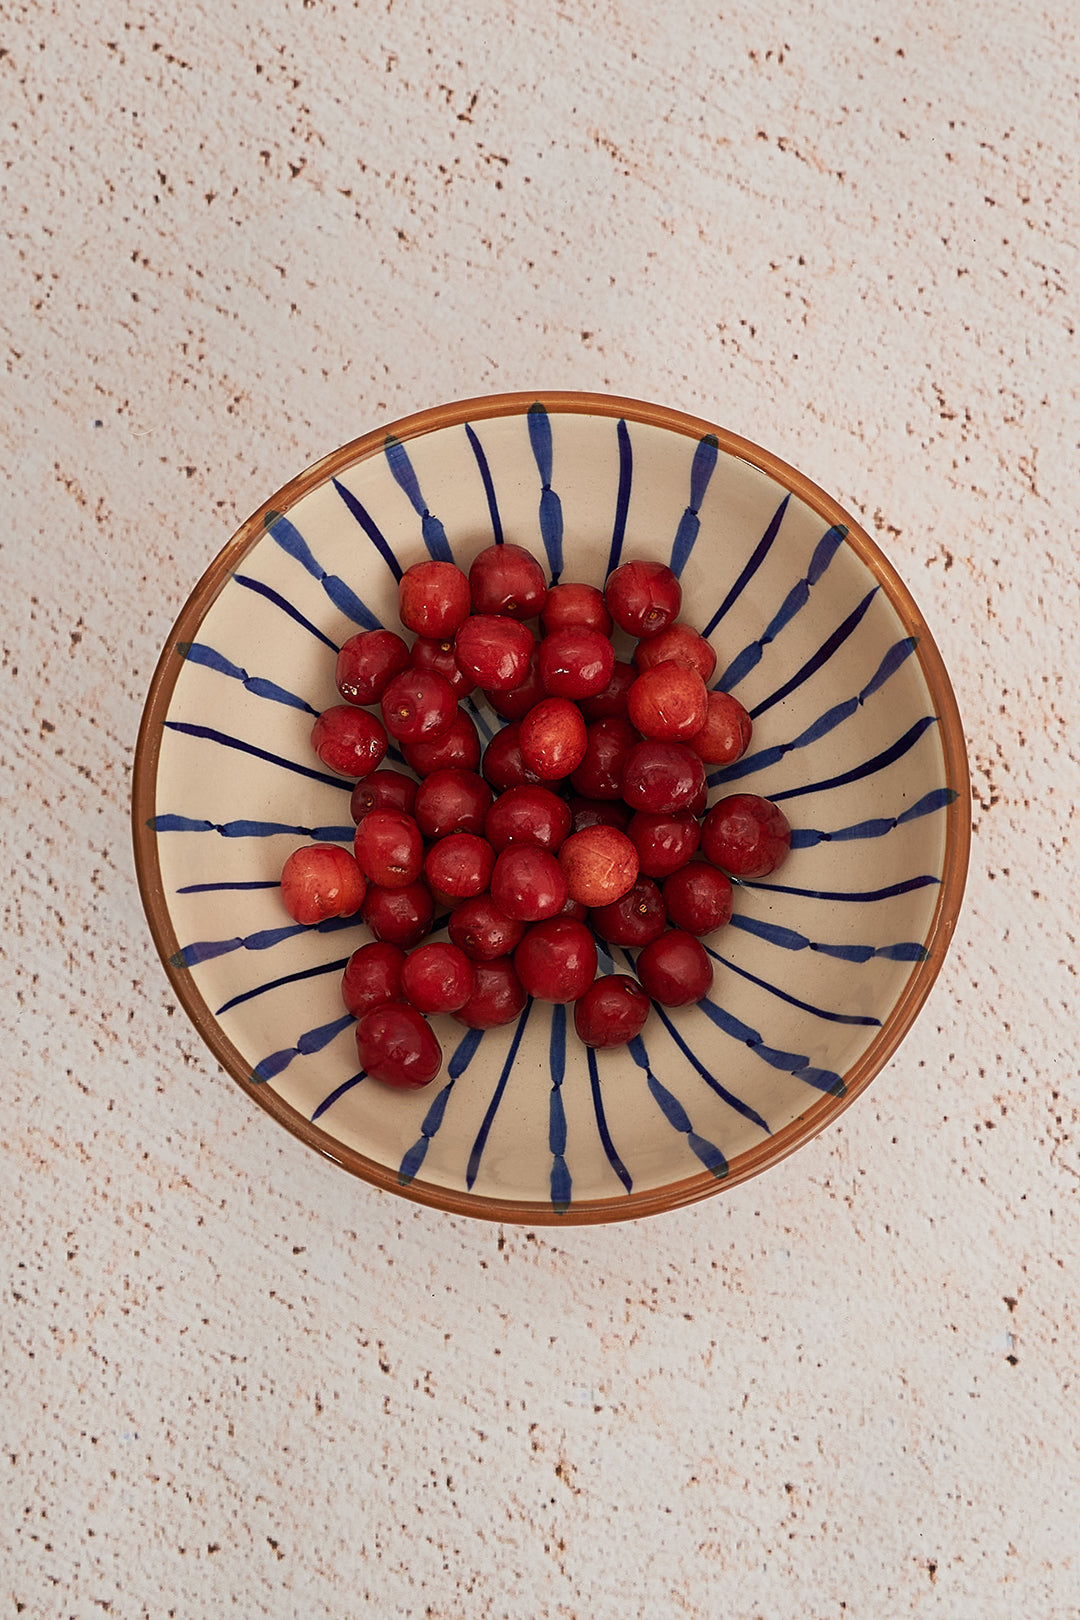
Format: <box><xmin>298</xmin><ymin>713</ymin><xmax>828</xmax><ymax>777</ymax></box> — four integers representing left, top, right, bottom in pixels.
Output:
<box><xmin>132</xmin><ymin>390</ymin><xmax>971</xmax><ymax>1224</ymax></box>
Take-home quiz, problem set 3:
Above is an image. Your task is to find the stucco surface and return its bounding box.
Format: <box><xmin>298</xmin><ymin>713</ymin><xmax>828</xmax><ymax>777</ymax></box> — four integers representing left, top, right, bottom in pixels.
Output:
<box><xmin>2</xmin><ymin>1</ymin><xmax>1077</xmax><ymax>1615</ymax></box>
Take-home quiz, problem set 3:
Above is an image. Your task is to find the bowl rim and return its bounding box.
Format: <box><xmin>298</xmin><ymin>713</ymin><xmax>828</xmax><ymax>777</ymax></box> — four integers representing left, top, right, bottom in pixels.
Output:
<box><xmin>132</xmin><ymin>388</ymin><xmax>971</xmax><ymax>1224</ymax></box>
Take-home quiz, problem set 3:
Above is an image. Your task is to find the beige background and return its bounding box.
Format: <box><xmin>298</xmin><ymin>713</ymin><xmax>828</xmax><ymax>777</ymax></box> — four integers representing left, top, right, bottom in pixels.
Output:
<box><xmin>3</xmin><ymin>1</ymin><xmax>1077</xmax><ymax>1615</ymax></box>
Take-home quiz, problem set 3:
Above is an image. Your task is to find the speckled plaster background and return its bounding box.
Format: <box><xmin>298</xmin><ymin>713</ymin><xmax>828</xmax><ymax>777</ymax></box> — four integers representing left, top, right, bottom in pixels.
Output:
<box><xmin>3</xmin><ymin>0</ymin><xmax>1078</xmax><ymax>1614</ymax></box>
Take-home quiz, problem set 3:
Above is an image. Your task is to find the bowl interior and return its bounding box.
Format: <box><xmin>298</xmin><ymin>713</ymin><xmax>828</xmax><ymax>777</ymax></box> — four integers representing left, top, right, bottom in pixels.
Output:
<box><xmin>134</xmin><ymin>393</ymin><xmax>968</xmax><ymax>1223</ymax></box>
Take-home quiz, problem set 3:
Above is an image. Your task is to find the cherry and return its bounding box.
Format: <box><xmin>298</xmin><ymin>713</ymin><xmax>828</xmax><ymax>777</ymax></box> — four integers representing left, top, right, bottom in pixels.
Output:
<box><xmin>482</xmin><ymin>644</ymin><xmax>546</xmax><ymax>721</ymax></box>
<box><xmin>514</xmin><ymin>917</ymin><xmax>598</xmax><ymax>1003</ymax></box>
<box><xmin>604</xmin><ymin>560</ymin><xmax>681</xmax><ymax>638</ymax></box>
<box><xmin>568</xmin><ymin>797</ymin><xmax>633</xmax><ymax>835</ymax></box>
<box><xmin>569</xmin><ymin>715</ymin><xmax>639</xmax><ymax>801</ymax></box>
<box><xmin>398</xmin><ymin>559</ymin><xmax>471</xmax><ymax>638</ymax></box>
<box><xmin>402</xmin><ymin>707</ymin><xmax>481</xmax><ymax>776</ymax></box>
<box><xmin>356</xmin><ymin>1002</ymin><xmax>442</xmax><ymax>1089</ymax></box>
<box><xmin>490</xmin><ymin>844</ymin><xmax>569</xmax><ymax>922</ymax></box>
<box><xmin>632</xmin><ymin>622</ymin><xmax>717</xmax><ymax>683</ymax></box>
<box><xmin>410</xmin><ymin>635</ymin><xmax>477</xmax><ymax>699</ymax></box>
<box><xmin>400</xmin><ymin>942</ymin><xmax>475</xmax><ymax>1015</ymax></box>
<box><xmin>627</xmin><ymin>810</ymin><xmax>701</xmax><ymax>879</ymax></box>
<box><xmin>335</xmin><ymin>629</ymin><xmax>411</xmax><ymax>706</ymax></box>
<box><xmin>453</xmin><ymin>957</ymin><xmax>527</xmax><ymax>1029</ymax></box>
<box><xmin>588</xmin><ymin>876</ymin><xmax>667</xmax><ymax>947</ymax></box>
<box><xmin>468</xmin><ymin>542</ymin><xmax>548</xmax><ymax>619</ymax></box>
<box><xmin>413</xmin><ymin>767</ymin><xmax>493</xmax><ymax>840</ymax></box>
<box><xmin>579</xmin><ymin>660</ymin><xmax>636</xmax><ymax>721</ymax></box>
<box><xmin>662</xmin><ymin>862</ymin><xmax>734</xmax><ymax>935</ymax></box>
<box><xmin>352</xmin><ymin>808</ymin><xmax>424</xmax><ymax>889</ymax></box>
<box><xmin>518</xmin><ymin>697</ymin><xmax>588</xmax><ymax>781</ymax></box>
<box><xmin>483</xmin><ymin>784</ymin><xmax>571</xmax><ymax>853</ymax></box>
<box><xmin>423</xmin><ymin>832</ymin><xmax>496</xmax><ymax>902</ymax></box>
<box><xmin>574</xmin><ymin>974</ymin><xmax>651</xmax><ymax>1048</ymax></box>
<box><xmin>480</xmin><ymin>721</ymin><xmax>543</xmax><ymax>792</ymax></box>
<box><xmin>635</xmin><ymin>928</ymin><xmax>714</xmax><ymax>1007</ymax></box>
<box><xmin>380</xmin><ymin>669</ymin><xmax>458</xmax><ymax>745</ymax></box>
<box><xmin>447</xmin><ymin>894</ymin><xmax>527</xmax><ymax>961</ymax></box>
<box><xmin>557</xmin><ymin>825</ymin><xmax>639</xmax><ymax>908</ymax></box>
<box><xmin>280</xmin><ymin>844</ymin><xmax>366</xmax><ymax>925</ymax></box>
<box><xmin>687</xmin><ymin>688</ymin><xmax>753</xmax><ymax>765</ymax></box>
<box><xmin>361</xmin><ymin>879</ymin><xmax>435</xmax><ymax>948</ymax></box>
<box><xmin>621</xmin><ymin>739</ymin><xmax>706</xmax><ymax>814</ymax></box>
<box><xmin>701</xmin><ymin>794</ymin><xmax>792</xmax><ymax>878</ymax></box>
<box><xmin>626</xmin><ymin>660</ymin><xmax>708</xmax><ymax>742</ymax></box>
<box><xmin>341</xmin><ymin>940</ymin><xmax>406</xmax><ymax>1018</ymax></box>
<box><xmin>454</xmin><ymin>615</ymin><xmax>534</xmax><ymax>691</ymax></box>
<box><xmin>541</xmin><ymin>582</ymin><xmax>613</xmax><ymax>637</ymax></box>
<box><xmin>539</xmin><ymin>625</ymin><xmax>615</xmax><ymax>700</ymax></box>
<box><xmin>350</xmin><ymin>768</ymin><xmax>418</xmax><ymax>823</ymax></box>
<box><xmin>310</xmin><ymin>706</ymin><xmax>388</xmax><ymax>778</ymax></box>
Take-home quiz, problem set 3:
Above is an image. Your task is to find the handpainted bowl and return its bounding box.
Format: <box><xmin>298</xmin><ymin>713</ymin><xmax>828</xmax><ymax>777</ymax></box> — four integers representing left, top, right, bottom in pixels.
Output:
<box><xmin>133</xmin><ymin>391</ymin><xmax>969</xmax><ymax>1224</ymax></box>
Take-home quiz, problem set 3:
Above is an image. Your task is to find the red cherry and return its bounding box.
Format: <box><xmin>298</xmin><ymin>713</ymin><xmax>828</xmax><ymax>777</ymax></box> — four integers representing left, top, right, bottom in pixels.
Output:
<box><xmin>398</xmin><ymin>560</ymin><xmax>471</xmax><ymax>638</ymax></box>
<box><xmin>483</xmin><ymin>784</ymin><xmax>571</xmax><ymax>853</ymax></box>
<box><xmin>635</xmin><ymin>929</ymin><xmax>714</xmax><ymax>1007</ymax></box>
<box><xmin>569</xmin><ymin>715</ymin><xmax>640</xmax><ymax>801</ymax></box>
<box><xmin>280</xmin><ymin>844</ymin><xmax>366</xmax><ymax>925</ymax></box>
<box><xmin>687</xmin><ymin>689</ymin><xmax>753</xmax><ymax>765</ymax></box>
<box><xmin>574</xmin><ymin>975</ymin><xmax>651</xmax><ymax>1048</ymax></box>
<box><xmin>701</xmin><ymin>794</ymin><xmax>792</xmax><ymax>879</ymax></box>
<box><xmin>579</xmin><ymin>660</ymin><xmax>636</xmax><ymax>721</ymax></box>
<box><xmin>350</xmin><ymin>769</ymin><xmax>418</xmax><ymax>823</ymax></box>
<box><xmin>356</xmin><ymin>1002</ymin><xmax>442</xmax><ymax>1089</ymax></box>
<box><xmin>400</xmin><ymin>942</ymin><xmax>475</xmax><ymax>1015</ymax></box>
<box><xmin>352</xmin><ymin>808</ymin><xmax>424</xmax><ymax>889</ymax></box>
<box><xmin>588</xmin><ymin>876</ymin><xmax>667</xmax><ymax>947</ymax></box>
<box><xmin>452</xmin><ymin>958</ymin><xmax>527</xmax><ymax>1028</ymax></box>
<box><xmin>310</xmin><ymin>706</ymin><xmax>388</xmax><ymax>779</ymax></box>
<box><xmin>410</xmin><ymin>635</ymin><xmax>477</xmax><ymax>699</ymax></box>
<box><xmin>513</xmin><ymin>917</ymin><xmax>597</xmax><ymax>1003</ymax></box>
<box><xmin>468</xmin><ymin>542</ymin><xmax>548</xmax><ymax>619</ymax></box>
<box><xmin>454</xmin><ymin>615</ymin><xmax>534</xmax><ymax>691</ymax></box>
<box><xmin>568</xmin><ymin>797</ymin><xmax>633</xmax><ymax>835</ymax></box>
<box><xmin>662</xmin><ymin>862</ymin><xmax>734</xmax><ymax>935</ymax></box>
<box><xmin>604</xmin><ymin>560</ymin><xmax>681</xmax><ymax>638</ymax></box>
<box><xmin>341</xmin><ymin>941</ymin><xmax>406</xmax><ymax>1017</ymax></box>
<box><xmin>380</xmin><ymin>669</ymin><xmax>458</xmax><ymax>745</ymax></box>
<box><xmin>541</xmin><ymin>582</ymin><xmax>613</xmax><ymax>637</ymax></box>
<box><xmin>626</xmin><ymin>660</ymin><xmax>708</xmax><ymax>742</ymax></box>
<box><xmin>447</xmin><ymin>894</ymin><xmax>527</xmax><ymax>961</ymax></box>
<box><xmin>518</xmin><ymin>697</ymin><xmax>588</xmax><ymax>781</ymax></box>
<box><xmin>482</xmin><ymin>644</ymin><xmax>546</xmax><ymax>721</ymax></box>
<box><xmin>627</xmin><ymin>810</ymin><xmax>701</xmax><ymax>880</ymax></box>
<box><xmin>538</xmin><ymin>625</ymin><xmax>616</xmax><ymax>700</ymax></box>
<box><xmin>335</xmin><ymin>629</ymin><xmax>411</xmax><ymax>705</ymax></box>
<box><xmin>557</xmin><ymin>825</ymin><xmax>639</xmax><ymax>908</ymax></box>
<box><xmin>361</xmin><ymin>880</ymin><xmax>435</xmax><ymax>948</ymax></box>
<box><xmin>632</xmin><ymin>622</ymin><xmax>717</xmax><ymax>683</ymax></box>
<box><xmin>490</xmin><ymin>845</ymin><xmax>569</xmax><ymax>922</ymax></box>
<box><xmin>423</xmin><ymin>832</ymin><xmax>496</xmax><ymax>901</ymax></box>
<box><xmin>402</xmin><ymin>708</ymin><xmax>481</xmax><ymax>776</ymax></box>
<box><xmin>481</xmin><ymin>721</ymin><xmax>543</xmax><ymax>792</ymax></box>
<box><xmin>621</xmin><ymin>740</ymin><xmax>705</xmax><ymax>814</ymax></box>
<box><xmin>413</xmin><ymin>768</ymin><xmax>493</xmax><ymax>840</ymax></box>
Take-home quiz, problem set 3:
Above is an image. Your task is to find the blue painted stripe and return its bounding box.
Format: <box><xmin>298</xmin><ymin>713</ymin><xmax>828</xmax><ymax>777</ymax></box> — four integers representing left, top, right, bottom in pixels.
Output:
<box><xmin>740</xmin><ymin>872</ymin><xmax>940</xmax><ymax>903</ymax></box>
<box><xmin>383</xmin><ymin>436</ymin><xmax>453</xmax><ymax>560</ymax></box>
<box><xmin>700</xmin><ymin>494</ymin><xmax>789</xmax><ymax>639</ymax></box>
<box><xmin>527</xmin><ymin>403</ymin><xmax>563</xmax><ymax>579</ymax></box>
<box><xmin>768</xmin><ymin>714</ymin><xmax>939</xmax><ymax>803</ymax></box>
<box><xmin>232</xmin><ymin>572</ymin><xmax>341</xmax><ymax>651</ymax></box>
<box><xmin>264</xmin><ymin>510</ymin><xmax>383</xmax><ymax>628</ymax></box>
<box><xmin>311</xmin><ymin>1069</ymin><xmax>366</xmax><ymax>1121</ymax></box>
<box><xmin>669</xmin><ymin>434</ymin><xmax>718</xmax><ymax>577</ymax></box>
<box><xmin>465</xmin><ymin>1001</ymin><xmax>533</xmax><ymax>1190</ymax></box>
<box><xmin>397</xmin><ymin>1027</ymin><xmax>486</xmax><ymax>1183</ymax></box>
<box><xmin>694</xmin><ymin>998</ymin><xmax>845</xmax><ymax>1096</ymax></box>
<box><xmin>717</xmin><ymin>522</ymin><xmax>847</xmax><ymax>690</ymax></box>
<box><xmin>789</xmin><ymin>787</ymin><xmax>958</xmax><ymax>849</ymax></box>
<box><xmin>727</xmin><ymin>911</ymin><xmax>929</xmax><ymax>963</ymax></box>
<box><xmin>704</xmin><ymin>945</ymin><xmax>881</xmax><ymax>1027</ymax></box>
<box><xmin>749</xmin><ymin>588</ymin><xmax>879</xmax><ymax>719</ymax></box>
<box><xmin>548</xmin><ymin>1004</ymin><xmax>570</xmax><ymax>1210</ymax></box>
<box><xmin>250</xmin><ymin>1012</ymin><xmax>355</xmax><ymax>1085</ymax></box>
<box><xmin>627</xmin><ymin>1036</ymin><xmax>728</xmax><ymax>1179</ymax></box>
<box><xmin>161</xmin><ymin>721</ymin><xmax>352</xmax><ymax>791</ymax></box>
<box><xmin>650</xmin><ymin>1004</ymin><xmax>772</xmax><ymax>1133</ymax></box>
<box><xmin>177</xmin><ymin>879</ymin><xmax>281</xmax><ymax>893</ymax></box>
<box><xmin>464</xmin><ymin>423</ymin><xmax>503</xmax><ymax>545</ymax></box>
<box><xmin>586</xmin><ymin>1046</ymin><xmax>633</xmax><ymax>1194</ymax></box>
<box><xmin>177</xmin><ymin>641</ymin><xmax>319</xmax><ymax>716</ymax></box>
<box><xmin>605</xmin><ymin>419</ymin><xmax>633</xmax><ymax>576</ymax></box>
<box><xmin>332</xmin><ymin>477</ymin><xmax>403</xmax><ymax>581</ymax></box>
<box><xmin>150</xmin><ymin>815</ymin><xmax>353</xmax><ymax>839</ymax></box>
<box><xmin>215</xmin><ymin>954</ymin><xmax>352</xmax><ymax>1016</ymax></box>
<box><xmin>169</xmin><ymin>910</ymin><xmax>359</xmax><ymax>970</ymax></box>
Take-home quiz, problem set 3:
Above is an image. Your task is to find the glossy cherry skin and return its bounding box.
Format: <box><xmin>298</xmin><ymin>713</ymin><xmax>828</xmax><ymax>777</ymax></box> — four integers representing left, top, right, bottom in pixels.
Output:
<box><xmin>481</xmin><ymin>722</ymin><xmax>543</xmax><ymax>792</ymax></box>
<box><xmin>538</xmin><ymin>625</ymin><xmax>616</xmax><ymax>700</ymax></box>
<box><xmin>662</xmin><ymin>861</ymin><xmax>734</xmax><ymax>935</ymax></box>
<box><xmin>310</xmin><ymin>706</ymin><xmax>388</xmax><ymax>779</ymax></box>
<box><xmin>626</xmin><ymin>661</ymin><xmax>708</xmax><ymax>743</ymax></box>
<box><xmin>541</xmin><ymin>582</ymin><xmax>613</xmax><ymax>637</ymax></box>
<box><xmin>413</xmin><ymin>768</ymin><xmax>493</xmax><ymax>840</ymax></box>
<box><xmin>518</xmin><ymin>697</ymin><xmax>588</xmax><ymax>781</ymax></box>
<box><xmin>482</xmin><ymin>644</ymin><xmax>546</xmax><ymax>721</ymax></box>
<box><xmin>355</xmin><ymin>1002</ymin><xmax>442</xmax><ymax>1089</ymax></box>
<box><xmin>569</xmin><ymin>716</ymin><xmax>640</xmax><ymax>801</ymax></box>
<box><xmin>621</xmin><ymin>740</ymin><xmax>706</xmax><ymax>814</ymax></box>
<box><xmin>352</xmin><ymin>808</ymin><xmax>424</xmax><ymax>889</ymax></box>
<box><xmin>398</xmin><ymin>559</ymin><xmax>471</xmax><ymax>638</ymax></box>
<box><xmin>604</xmin><ymin>560</ymin><xmax>682</xmax><ymax>638</ymax></box>
<box><xmin>454</xmin><ymin>615</ymin><xmax>534</xmax><ymax>691</ymax></box>
<box><xmin>574</xmin><ymin>974</ymin><xmax>651</xmax><ymax>1048</ymax></box>
<box><xmin>490</xmin><ymin>845</ymin><xmax>569</xmax><ymax>922</ymax></box>
<box><xmin>335</xmin><ymin>629</ymin><xmax>411</xmax><ymax>706</ymax></box>
<box><xmin>361</xmin><ymin>880</ymin><xmax>435</xmax><ymax>948</ymax></box>
<box><xmin>483</xmin><ymin>784</ymin><xmax>571</xmax><ymax>854</ymax></box>
<box><xmin>588</xmin><ymin>876</ymin><xmax>667</xmax><ymax>947</ymax></box>
<box><xmin>468</xmin><ymin>542</ymin><xmax>548</xmax><ymax>619</ymax></box>
<box><xmin>627</xmin><ymin>810</ymin><xmax>701</xmax><ymax>880</ymax></box>
<box><xmin>400</xmin><ymin>942</ymin><xmax>475</xmax><ymax>1015</ymax></box>
<box><xmin>280</xmin><ymin>844</ymin><xmax>366</xmax><ymax>925</ymax></box>
<box><xmin>380</xmin><ymin>669</ymin><xmax>458</xmax><ymax>745</ymax></box>
<box><xmin>423</xmin><ymin>832</ymin><xmax>496</xmax><ymax>901</ymax></box>
<box><xmin>568</xmin><ymin>797</ymin><xmax>633</xmax><ymax>836</ymax></box>
<box><xmin>350</xmin><ymin>768</ymin><xmax>418</xmax><ymax>823</ymax></box>
<box><xmin>402</xmin><ymin>708</ymin><xmax>482</xmax><ymax>776</ymax></box>
<box><xmin>701</xmin><ymin>794</ymin><xmax>792</xmax><ymax>878</ymax></box>
<box><xmin>632</xmin><ymin>622</ymin><xmax>717</xmax><ymax>683</ymax></box>
<box><xmin>579</xmin><ymin>660</ymin><xmax>636</xmax><ymax>722</ymax></box>
<box><xmin>635</xmin><ymin>928</ymin><xmax>714</xmax><ymax>1007</ymax></box>
<box><xmin>687</xmin><ymin>689</ymin><xmax>754</xmax><ymax>765</ymax></box>
<box><xmin>557</xmin><ymin>825</ymin><xmax>639</xmax><ymax>908</ymax></box>
<box><xmin>452</xmin><ymin>958</ymin><xmax>528</xmax><ymax>1029</ymax></box>
<box><xmin>410</xmin><ymin>635</ymin><xmax>477</xmax><ymax>699</ymax></box>
<box><xmin>341</xmin><ymin>940</ymin><xmax>406</xmax><ymax>1018</ymax></box>
<box><xmin>513</xmin><ymin>917</ymin><xmax>598</xmax><ymax>1004</ymax></box>
<box><xmin>447</xmin><ymin>894</ymin><xmax>527</xmax><ymax>962</ymax></box>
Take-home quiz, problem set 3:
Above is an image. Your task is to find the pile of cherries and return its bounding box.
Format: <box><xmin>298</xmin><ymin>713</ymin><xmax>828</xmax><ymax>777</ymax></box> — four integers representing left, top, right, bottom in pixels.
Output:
<box><xmin>278</xmin><ymin>544</ymin><xmax>792</xmax><ymax>1090</ymax></box>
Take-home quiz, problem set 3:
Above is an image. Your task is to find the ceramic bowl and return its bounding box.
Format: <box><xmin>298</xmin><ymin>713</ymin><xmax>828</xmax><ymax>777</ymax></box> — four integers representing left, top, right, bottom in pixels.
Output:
<box><xmin>132</xmin><ymin>391</ymin><xmax>969</xmax><ymax>1223</ymax></box>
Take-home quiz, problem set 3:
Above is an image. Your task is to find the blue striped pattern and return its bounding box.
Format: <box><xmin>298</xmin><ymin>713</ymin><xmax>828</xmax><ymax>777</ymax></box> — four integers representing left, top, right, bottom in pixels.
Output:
<box><xmin>147</xmin><ymin>406</ymin><xmax>960</xmax><ymax>1215</ymax></box>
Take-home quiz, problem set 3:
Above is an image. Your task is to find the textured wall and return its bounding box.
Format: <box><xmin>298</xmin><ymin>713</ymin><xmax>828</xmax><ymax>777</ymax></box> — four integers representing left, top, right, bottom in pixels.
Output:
<box><xmin>3</xmin><ymin>0</ymin><xmax>1078</xmax><ymax>1614</ymax></box>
